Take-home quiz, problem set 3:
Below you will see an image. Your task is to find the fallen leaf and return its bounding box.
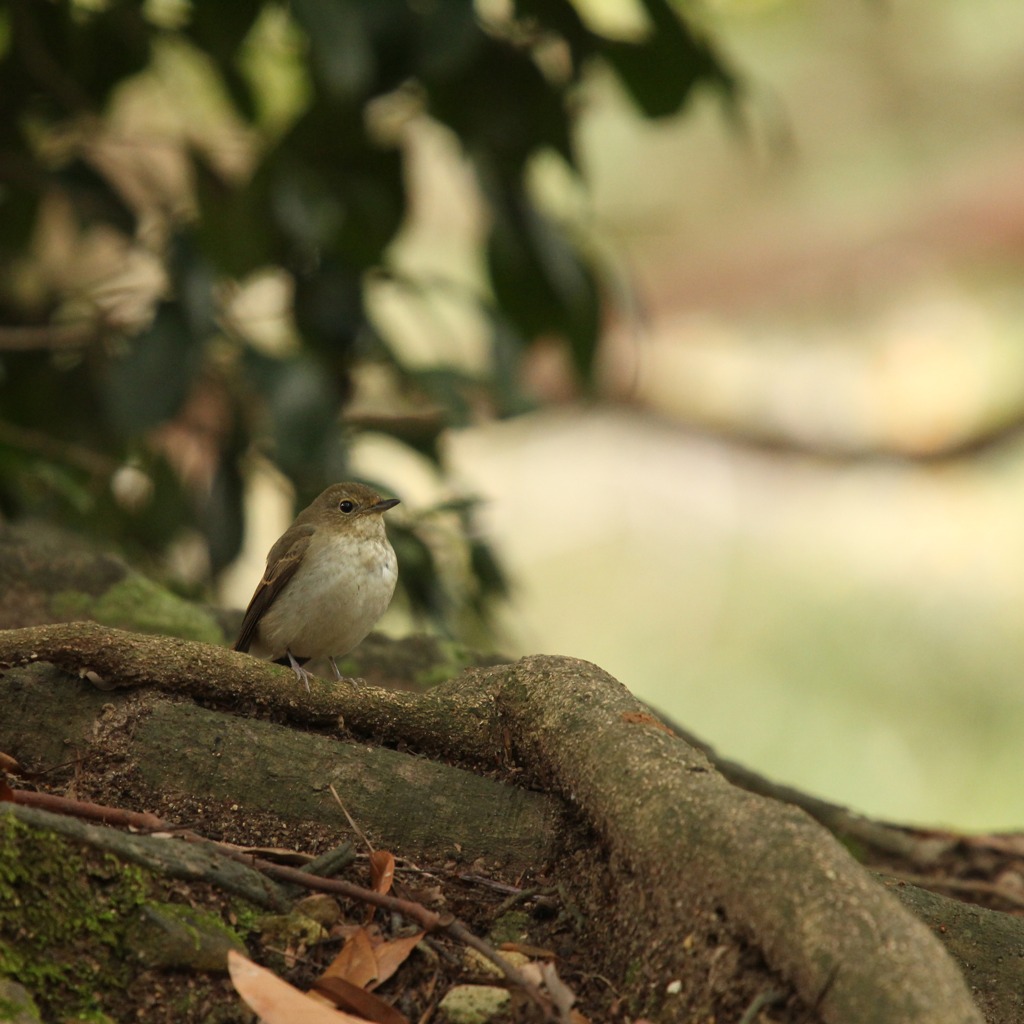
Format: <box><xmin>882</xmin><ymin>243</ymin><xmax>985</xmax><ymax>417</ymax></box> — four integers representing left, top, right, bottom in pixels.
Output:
<box><xmin>368</xmin><ymin>932</ymin><xmax>425</xmax><ymax>989</ymax></box>
<box><xmin>314</xmin><ymin>975</ymin><xmax>409</xmax><ymax>1024</ymax></box>
<box><xmin>540</xmin><ymin>961</ymin><xmax>577</xmax><ymax>1018</ymax></box>
<box><xmin>227</xmin><ymin>950</ymin><xmax>369</xmax><ymax>1024</ymax></box>
<box><xmin>323</xmin><ymin>926</ymin><xmax>379</xmax><ymax>988</ymax></box>
<box><xmin>370</xmin><ymin>851</ymin><xmax>396</xmax><ymax>896</ymax></box>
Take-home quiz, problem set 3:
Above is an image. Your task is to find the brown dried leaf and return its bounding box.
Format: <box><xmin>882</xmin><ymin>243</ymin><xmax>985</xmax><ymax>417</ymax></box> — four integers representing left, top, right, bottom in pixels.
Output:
<box><xmin>314</xmin><ymin>975</ymin><xmax>409</xmax><ymax>1024</ymax></box>
<box><xmin>322</xmin><ymin>926</ymin><xmax>380</xmax><ymax>988</ymax></box>
<box><xmin>227</xmin><ymin>950</ymin><xmax>368</xmax><ymax>1024</ymax></box>
<box><xmin>367</xmin><ymin>932</ymin><xmax>425</xmax><ymax>990</ymax></box>
<box><xmin>370</xmin><ymin>850</ymin><xmax>396</xmax><ymax>896</ymax></box>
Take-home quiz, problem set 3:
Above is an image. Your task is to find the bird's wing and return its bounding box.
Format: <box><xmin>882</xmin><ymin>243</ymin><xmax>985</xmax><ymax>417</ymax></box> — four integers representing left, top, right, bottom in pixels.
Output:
<box><xmin>233</xmin><ymin>524</ymin><xmax>315</xmax><ymax>653</ymax></box>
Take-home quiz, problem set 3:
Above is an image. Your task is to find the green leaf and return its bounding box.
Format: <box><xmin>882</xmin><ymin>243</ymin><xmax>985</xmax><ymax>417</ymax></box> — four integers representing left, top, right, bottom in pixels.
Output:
<box><xmin>600</xmin><ymin>0</ymin><xmax>738</xmax><ymax>118</ymax></box>
<box><xmin>8</xmin><ymin>0</ymin><xmax>152</xmax><ymax>111</ymax></box>
<box><xmin>192</xmin><ymin>156</ymin><xmax>283</xmax><ymax>276</ymax></box>
<box><xmin>203</xmin><ymin>453</ymin><xmax>246</xmax><ymax>571</ymax></box>
<box><xmin>423</xmin><ymin>32</ymin><xmax>573</xmax><ymax>177</ymax></box>
<box><xmin>292</xmin><ymin>262</ymin><xmax>364</xmax><ymax>366</ymax></box>
<box><xmin>291</xmin><ymin>0</ymin><xmax>376</xmax><ymax>105</ymax></box>
<box><xmin>100</xmin><ymin>304</ymin><xmax>201</xmax><ymax>436</ymax></box>
<box><xmin>270</xmin><ymin>109</ymin><xmax>405</xmax><ymax>267</ymax></box>
<box><xmin>388</xmin><ymin>521</ymin><xmax>448</xmax><ymax>626</ymax></box>
<box><xmin>0</xmin><ymin>185</ymin><xmax>40</xmax><ymax>264</ymax></box>
<box><xmin>260</xmin><ymin>355</ymin><xmax>343</xmax><ymax>484</ymax></box>
<box><xmin>486</xmin><ymin>196</ymin><xmax>601</xmax><ymax>380</ymax></box>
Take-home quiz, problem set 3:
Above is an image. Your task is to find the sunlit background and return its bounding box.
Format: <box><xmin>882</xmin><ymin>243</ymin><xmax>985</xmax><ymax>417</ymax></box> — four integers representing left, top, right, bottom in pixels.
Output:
<box><xmin>214</xmin><ymin>0</ymin><xmax>1024</xmax><ymax>830</ymax></box>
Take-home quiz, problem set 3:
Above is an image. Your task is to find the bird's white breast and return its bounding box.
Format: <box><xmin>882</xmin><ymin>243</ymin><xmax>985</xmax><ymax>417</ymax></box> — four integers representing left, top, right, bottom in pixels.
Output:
<box><xmin>256</xmin><ymin>530</ymin><xmax>398</xmax><ymax>661</ymax></box>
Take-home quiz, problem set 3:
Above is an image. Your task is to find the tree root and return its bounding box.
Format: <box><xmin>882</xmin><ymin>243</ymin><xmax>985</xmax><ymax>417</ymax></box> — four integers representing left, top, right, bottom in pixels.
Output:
<box><xmin>0</xmin><ymin>622</ymin><xmax>987</xmax><ymax>1023</ymax></box>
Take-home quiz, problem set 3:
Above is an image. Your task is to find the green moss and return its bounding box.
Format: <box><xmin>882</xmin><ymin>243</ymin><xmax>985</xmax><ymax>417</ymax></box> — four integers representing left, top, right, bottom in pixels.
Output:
<box><xmin>51</xmin><ymin>573</ymin><xmax>223</xmax><ymax>643</ymax></box>
<box><xmin>227</xmin><ymin>900</ymin><xmax>263</xmax><ymax>938</ymax></box>
<box><xmin>128</xmin><ymin>903</ymin><xmax>245</xmax><ymax>971</ymax></box>
<box><xmin>0</xmin><ymin>814</ymin><xmax>150</xmax><ymax>1019</ymax></box>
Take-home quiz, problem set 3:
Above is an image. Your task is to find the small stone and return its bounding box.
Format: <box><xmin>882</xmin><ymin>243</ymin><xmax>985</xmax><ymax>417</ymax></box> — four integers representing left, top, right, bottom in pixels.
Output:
<box><xmin>437</xmin><ymin>984</ymin><xmax>511</xmax><ymax>1024</ymax></box>
<box><xmin>293</xmin><ymin>894</ymin><xmax>341</xmax><ymax>927</ymax></box>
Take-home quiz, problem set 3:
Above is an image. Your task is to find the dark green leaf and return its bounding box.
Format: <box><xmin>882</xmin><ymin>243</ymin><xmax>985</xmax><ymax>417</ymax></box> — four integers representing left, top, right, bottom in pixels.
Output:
<box><xmin>263</xmin><ymin>355</ymin><xmax>343</xmax><ymax>482</ymax></box>
<box><xmin>600</xmin><ymin>0</ymin><xmax>738</xmax><ymax>118</ymax></box>
<box><xmin>292</xmin><ymin>262</ymin><xmax>364</xmax><ymax>371</ymax></box>
<box><xmin>0</xmin><ymin>185</ymin><xmax>41</xmax><ymax>263</ymax></box>
<box><xmin>487</xmin><ymin>196</ymin><xmax>601</xmax><ymax>380</ymax></box>
<box><xmin>271</xmin><ymin>109</ymin><xmax>405</xmax><ymax>267</ymax></box>
<box><xmin>291</xmin><ymin>0</ymin><xmax>376</xmax><ymax>105</ymax></box>
<box><xmin>203</xmin><ymin>453</ymin><xmax>246</xmax><ymax>571</ymax></box>
<box><xmin>388</xmin><ymin>521</ymin><xmax>449</xmax><ymax>626</ymax></box>
<box><xmin>412</xmin><ymin>2</ymin><xmax>481</xmax><ymax>81</ymax></box>
<box><xmin>469</xmin><ymin>536</ymin><xmax>510</xmax><ymax>604</ymax></box>
<box><xmin>100</xmin><ymin>304</ymin><xmax>200</xmax><ymax>436</ymax></box>
<box><xmin>8</xmin><ymin>0</ymin><xmax>151</xmax><ymax>112</ymax></box>
<box><xmin>424</xmin><ymin>33</ymin><xmax>573</xmax><ymax>177</ymax></box>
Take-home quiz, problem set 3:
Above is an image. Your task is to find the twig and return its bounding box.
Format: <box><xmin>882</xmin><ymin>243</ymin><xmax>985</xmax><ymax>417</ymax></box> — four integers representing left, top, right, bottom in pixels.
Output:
<box><xmin>328</xmin><ymin>782</ymin><xmax>375</xmax><ymax>853</ymax></box>
<box><xmin>9</xmin><ymin>788</ymin><xmax>173</xmax><ymax>832</ymax></box>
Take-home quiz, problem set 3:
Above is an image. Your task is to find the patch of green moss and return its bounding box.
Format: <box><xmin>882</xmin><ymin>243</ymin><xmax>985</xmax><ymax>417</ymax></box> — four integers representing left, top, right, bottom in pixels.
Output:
<box><xmin>51</xmin><ymin>573</ymin><xmax>223</xmax><ymax>643</ymax></box>
<box><xmin>227</xmin><ymin>900</ymin><xmax>263</xmax><ymax>938</ymax></box>
<box><xmin>0</xmin><ymin>814</ymin><xmax>150</xmax><ymax>1019</ymax></box>
<box><xmin>128</xmin><ymin>903</ymin><xmax>245</xmax><ymax>971</ymax></box>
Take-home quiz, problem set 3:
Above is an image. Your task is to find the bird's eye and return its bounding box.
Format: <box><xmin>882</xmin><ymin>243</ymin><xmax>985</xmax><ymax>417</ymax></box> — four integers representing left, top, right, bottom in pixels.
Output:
<box><xmin>338</xmin><ymin>500</ymin><xmax>356</xmax><ymax>514</ymax></box>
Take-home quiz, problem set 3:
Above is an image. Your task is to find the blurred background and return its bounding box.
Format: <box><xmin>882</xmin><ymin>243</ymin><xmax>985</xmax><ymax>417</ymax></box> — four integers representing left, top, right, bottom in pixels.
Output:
<box><xmin>2</xmin><ymin>0</ymin><xmax>1023</xmax><ymax>830</ymax></box>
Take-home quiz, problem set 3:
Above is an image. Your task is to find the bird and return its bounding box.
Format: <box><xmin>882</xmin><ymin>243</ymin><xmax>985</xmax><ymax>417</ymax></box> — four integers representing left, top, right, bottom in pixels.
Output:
<box><xmin>233</xmin><ymin>482</ymin><xmax>399</xmax><ymax>688</ymax></box>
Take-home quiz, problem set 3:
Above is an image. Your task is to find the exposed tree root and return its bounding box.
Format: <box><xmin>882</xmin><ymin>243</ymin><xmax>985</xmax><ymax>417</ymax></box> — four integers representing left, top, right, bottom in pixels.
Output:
<box><xmin>0</xmin><ymin>622</ymin><xmax>986</xmax><ymax>1023</ymax></box>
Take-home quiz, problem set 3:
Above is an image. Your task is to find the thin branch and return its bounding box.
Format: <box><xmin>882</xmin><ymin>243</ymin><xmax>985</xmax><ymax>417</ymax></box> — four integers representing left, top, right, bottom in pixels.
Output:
<box><xmin>0</xmin><ymin>321</ymin><xmax>103</xmax><ymax>352</ymax></box>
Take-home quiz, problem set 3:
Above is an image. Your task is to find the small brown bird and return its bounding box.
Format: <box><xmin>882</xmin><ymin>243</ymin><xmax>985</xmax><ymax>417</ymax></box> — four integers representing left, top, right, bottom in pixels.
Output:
<box><xmin>233</xmin><ymin>482</ymin><xmax>399</xmax><ymax>688</ymax></box>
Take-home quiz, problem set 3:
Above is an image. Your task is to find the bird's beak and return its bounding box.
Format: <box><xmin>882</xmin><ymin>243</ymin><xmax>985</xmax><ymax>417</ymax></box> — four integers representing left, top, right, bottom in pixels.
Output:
<box><xmin>371</xmin><ymin>497</ymin><xmax>400</xmax><ymax>514</ymax></box>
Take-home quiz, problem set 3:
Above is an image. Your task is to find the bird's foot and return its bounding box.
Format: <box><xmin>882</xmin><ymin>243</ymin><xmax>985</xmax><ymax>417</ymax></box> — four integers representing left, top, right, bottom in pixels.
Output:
<box><xmin>329</xmin><ymin>656</ymin><xmax>359</xmax><ymax>686</ymax></box>
<box><xmin>286</xmin><ymin>650</ymin><xmax>313</xmax><ymax>692</ymax></box>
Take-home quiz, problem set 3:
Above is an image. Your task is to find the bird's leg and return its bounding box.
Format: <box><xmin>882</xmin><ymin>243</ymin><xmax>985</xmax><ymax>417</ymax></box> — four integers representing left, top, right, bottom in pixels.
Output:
<box><xmin>328</xmin><ymin>656</ymin><xmax>359</xmax><ymax>685</ymax></box>
<box><xmin>286</xmin><ymin>650</ymin><xmax>313</xmax><ymax>692</ymax></box>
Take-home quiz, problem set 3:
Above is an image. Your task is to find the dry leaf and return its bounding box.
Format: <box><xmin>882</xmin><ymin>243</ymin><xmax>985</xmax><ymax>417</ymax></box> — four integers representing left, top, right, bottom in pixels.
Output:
<box><xmin>227</xmin><ymin>950</ymin><xmax>368</xmax><ymax>1024</ymax></box>
<box><xmin>314</xmin><ymin>975</ymin><xmax>408</xmax><ymax>1024</ymax></box>
<box><xmin>323</xmin><ymin>927</ymin><xmax>379</xmax><ymax>988</ymax></box>
<box><xmin>368</xmin><ymin>932</ymin><xmax>425</xmax><ymax>990</ymax></box>
<box><xmin>370</xmin><ymin>851</ymin><xmax>396</xmax><ymax>896</ymax></box>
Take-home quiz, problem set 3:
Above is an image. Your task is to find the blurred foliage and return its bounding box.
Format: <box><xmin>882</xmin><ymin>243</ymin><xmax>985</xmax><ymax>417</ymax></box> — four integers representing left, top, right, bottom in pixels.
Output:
<box><xmin>0</xmin><ymin>0</ymin><xmax>737</xmax><ymax>631</ymax></box>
